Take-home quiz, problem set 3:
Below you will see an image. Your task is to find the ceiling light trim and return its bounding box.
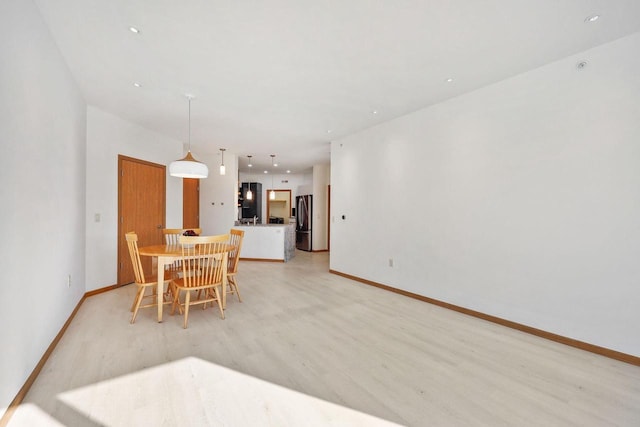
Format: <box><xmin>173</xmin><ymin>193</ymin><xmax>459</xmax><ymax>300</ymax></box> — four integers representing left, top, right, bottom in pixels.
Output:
<box><xmin>584</xmin><ymin>14</ymin><xmax>600</xmax><ymax>23</ymax></box>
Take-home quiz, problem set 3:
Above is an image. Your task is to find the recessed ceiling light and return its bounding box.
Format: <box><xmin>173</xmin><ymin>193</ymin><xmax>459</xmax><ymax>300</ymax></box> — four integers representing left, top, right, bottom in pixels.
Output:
<box><xmin>264</xmin><ymin>170</ymin><xmax>268</xmax><ymax>174</ymax></box>
<box><xmin>129</xmin><ymin>26</ymin><xmax>140</xmax><ymax>34</ymax></box>
<box><xmin>286</xmin><ymin>170</ymin><xmax>291</xmax><ymax>174</ymax></box>
<box><xmin>327</xmin><ymin>130</ymin><xmax>332</xmax><ymax>133</ymax></box>
<box><xmin>133</xmin><ymin>82</ymin><xmax>142</xmax><ymax>88</ymax></box>
<box><xmin>584</xmin><ymin>14</ymin><xmax>600</xmax><ymax>23</ymax></box>
<box><xmin>372</xmin><ymin>110</ymin><xmax>378</xmax><ymax>114</ymax></box>
<box><xmin>446</xmin><ymin>77</ymin><xmax>454</xmax><ymax>83</ymax></box>
<box><xmin>576</xmin><ymin>61</ymin><xmax>588</xmax><ymax>70</ymax></box>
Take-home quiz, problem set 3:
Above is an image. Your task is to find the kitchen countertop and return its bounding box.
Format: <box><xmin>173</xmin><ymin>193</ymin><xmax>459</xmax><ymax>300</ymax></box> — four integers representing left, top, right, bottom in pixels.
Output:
<box><xmin>234</xmin><ymin>222</ymin><xmax>295</xmax><ymax>227</ymax></box>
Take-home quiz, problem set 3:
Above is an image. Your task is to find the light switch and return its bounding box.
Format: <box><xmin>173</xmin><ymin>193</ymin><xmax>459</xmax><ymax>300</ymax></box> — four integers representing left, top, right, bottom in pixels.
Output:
<box><xmin>94</xmin><ymin>213</ymin><xmax>101</xmax><ymax>222</ymax></box>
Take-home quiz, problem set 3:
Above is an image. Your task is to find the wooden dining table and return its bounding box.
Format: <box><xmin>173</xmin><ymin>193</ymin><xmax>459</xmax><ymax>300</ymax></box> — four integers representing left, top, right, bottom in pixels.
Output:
<box><xmin>138</xmin><ymin>243</ymin><xmax>235</xmax><ymax>322</ymax></box>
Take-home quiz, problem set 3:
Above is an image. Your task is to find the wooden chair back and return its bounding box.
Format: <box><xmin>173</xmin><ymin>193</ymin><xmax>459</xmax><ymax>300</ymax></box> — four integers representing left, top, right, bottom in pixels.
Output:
<box><xmin>228</xmin><ymin>229</ymin><xmax>245</xmax><ymax>274</ymax></box>
<box><xmin>163</xmin><ymin>228</ymin><xmax>202</xmax><ymax>245</ymax></box>
<box><xmin>178</xmin><ymin>234</ymin><xmax>229</xmax><ymax>289</ymax></box>
<box><xmin>125</xmin><ymin>232</ymin><xmax>146</xmax><ymax>283</ymax></box>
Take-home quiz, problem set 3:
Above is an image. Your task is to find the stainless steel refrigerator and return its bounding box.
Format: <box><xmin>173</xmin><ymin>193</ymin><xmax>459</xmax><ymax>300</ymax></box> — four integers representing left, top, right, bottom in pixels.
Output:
<box><xmin>296</xmin><ymin>195</ymin><xmax>312</xmax><ymax>251</ymax></box>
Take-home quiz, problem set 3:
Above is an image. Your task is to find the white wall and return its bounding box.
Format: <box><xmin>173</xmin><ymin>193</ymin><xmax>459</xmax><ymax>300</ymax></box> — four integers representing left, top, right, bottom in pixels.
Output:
<box><xmin>312</xmin><ymin>163</ymin><xmax>331</xmax><ymax>251</ymax></box>
<box><xmin>199</xmin><ymin>152</ymin><xmax>239</xmax><ymax>234</ymax></box>
<box><xmin>0</xmin><ymin>0</ymin><xmax>86</xmax><ymax>412</ymax></box>
<box><xmin>331</xmin><ymin>33</ymin><xmax>640</xmax><ymax>357</ymax></box>
<box><xmin>85</xmin><ymin>107</ymin><xmax>183</xmax><ymax>291</ymax></box>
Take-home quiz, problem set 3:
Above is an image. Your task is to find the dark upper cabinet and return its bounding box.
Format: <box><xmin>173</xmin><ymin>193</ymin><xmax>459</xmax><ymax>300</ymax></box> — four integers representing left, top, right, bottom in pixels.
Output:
<box><xmin>240</xmin><ymin>182</ymin><xmax>262</xmax><ymax>221</ymax></box>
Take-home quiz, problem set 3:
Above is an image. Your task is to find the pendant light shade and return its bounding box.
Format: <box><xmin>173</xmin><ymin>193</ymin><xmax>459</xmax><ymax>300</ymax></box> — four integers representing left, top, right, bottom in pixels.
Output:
<box><xmin>219</xmin><ymin>148</ymin><xmax>226</xmax><ymax>175</ymax></box>
<box><xmin>170</xmin><ymin>96</ymin><xmax>209</xmax><ymax>179</ymax></box>
<box><xmin>169</xmin><ymin>152</ymin><xmax>209</xmax><ymax>178</ymax></box>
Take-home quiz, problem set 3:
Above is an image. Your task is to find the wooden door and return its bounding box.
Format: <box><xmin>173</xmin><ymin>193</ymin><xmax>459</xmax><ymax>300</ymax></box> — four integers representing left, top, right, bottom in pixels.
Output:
<box><xmin>183</xmin><ymin>178</ymin><xmax>199</xmax><ymax>228</ymax></box>
<box><xmin>118</xmin><ymin>155</ymin><xmax>166</xmax><ymax>285</ymax></box>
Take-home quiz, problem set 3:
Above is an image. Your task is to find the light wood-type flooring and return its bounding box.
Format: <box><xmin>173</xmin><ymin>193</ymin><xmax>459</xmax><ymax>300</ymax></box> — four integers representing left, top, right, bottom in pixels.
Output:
<box><xmin>9</xmin><ymin>251</ymin><xmax>640</xmax><ymax>426</ymax></box>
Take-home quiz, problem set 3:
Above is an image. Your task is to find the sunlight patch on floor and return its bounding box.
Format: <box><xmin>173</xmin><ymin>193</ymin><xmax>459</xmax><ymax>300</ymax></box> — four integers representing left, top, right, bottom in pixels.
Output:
<box><xmin>4</xmin><ymin>403</ymin><xmax>64</xmax><ymax>427</ymax></box>
<box><xmin>55</xmin><ymin>357</ymin><xmax>402</xmax><ymax>426</ymax></box>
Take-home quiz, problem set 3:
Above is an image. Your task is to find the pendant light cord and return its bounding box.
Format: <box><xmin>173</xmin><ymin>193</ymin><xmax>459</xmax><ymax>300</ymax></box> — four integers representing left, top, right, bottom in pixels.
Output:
<box><xmin>188</xmin><ymin>97</ymin><xmax>192</xmax><ymax>152</ymax></box>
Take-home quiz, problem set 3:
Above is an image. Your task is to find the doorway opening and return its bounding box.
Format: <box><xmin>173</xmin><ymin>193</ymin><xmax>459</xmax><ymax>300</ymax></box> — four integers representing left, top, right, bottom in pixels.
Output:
<box><xmin>266</xmin><ymin>189</ymin><xmax>292</xmax><ymax>224</ymax></box>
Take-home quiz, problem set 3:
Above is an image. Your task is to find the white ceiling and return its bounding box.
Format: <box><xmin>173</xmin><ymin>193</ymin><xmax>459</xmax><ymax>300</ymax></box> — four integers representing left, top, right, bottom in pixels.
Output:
<box><xmin>34</xmin><ymin>1</ymin><xmax>640</xmax><ymax>173</ymax></box>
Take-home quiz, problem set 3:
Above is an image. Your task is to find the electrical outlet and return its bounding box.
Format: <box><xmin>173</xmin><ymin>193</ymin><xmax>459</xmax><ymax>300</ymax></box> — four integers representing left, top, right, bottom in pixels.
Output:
<box><xmin>67</xmin><ymin>274</ymin><xmax>71</xmax><ymax>287</ymax></box>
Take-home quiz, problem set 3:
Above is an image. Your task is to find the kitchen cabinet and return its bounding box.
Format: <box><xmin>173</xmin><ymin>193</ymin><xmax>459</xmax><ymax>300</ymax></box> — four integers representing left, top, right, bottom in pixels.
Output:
<box><xmin>240</xmin><ymin>182</ymin><xmax>262</xmax><ymax>222</ymax></box>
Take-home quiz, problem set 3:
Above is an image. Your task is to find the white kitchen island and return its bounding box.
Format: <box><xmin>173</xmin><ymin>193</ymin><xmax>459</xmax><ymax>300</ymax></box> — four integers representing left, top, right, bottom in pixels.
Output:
<box><xmin>234</xmin><ymin>223</ymin><xmax>296</xmax><ymax>262</ymax></box>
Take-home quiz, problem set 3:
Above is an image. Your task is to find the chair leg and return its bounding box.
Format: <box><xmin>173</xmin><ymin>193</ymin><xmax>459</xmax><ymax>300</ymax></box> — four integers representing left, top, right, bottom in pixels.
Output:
<box><xmin>164</xmin><ymin>281</ymin><xmax>174</xmax><ymax>302</ymax></box>
<box><xmin>171</xmin><ymin>282</ymin><xmax>180</xmax><ymax>303</ymax></box>
<box><xmin>130</xmin><ymin>286</ymin><xmax>145</xmax><ymax>324</ymax></box>
<box><xmin>183</xmin><ymin>290</ymin><xmax>191</xmax><ymax>328</ymax></box>
<box><xmin>200</xmin><ymin>290</ymin><xmax>208</xmax><ymax>310</ymax></box>
<box><xmin>229</xmin><ymin>276</ymin><xmax>242</xmax><ymax>302</ymax></box>
<box><xmin>130</xmin><ymin>284</ymin><xmax>144</xmax><ymax>312</ymax></box>
<box><xmin>214</xmin><ymin>286</ymin><xmax>225</xmax><ymax>319</ymax></box>
<box><xmin>171</xmin><ymin>287</ymin><xmax>180</xmax><ymax>315</ymax></box>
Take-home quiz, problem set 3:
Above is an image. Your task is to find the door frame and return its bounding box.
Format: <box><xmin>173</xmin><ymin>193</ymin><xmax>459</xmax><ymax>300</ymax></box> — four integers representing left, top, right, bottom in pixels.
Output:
<box><xmin>327</xmin><ymin>184</ymin><xmax>331</xmax><ymax>251</ymax></box>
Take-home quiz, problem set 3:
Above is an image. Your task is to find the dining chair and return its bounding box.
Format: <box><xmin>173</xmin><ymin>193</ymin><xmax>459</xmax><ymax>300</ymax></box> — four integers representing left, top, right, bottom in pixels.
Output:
<box><xmin>171</xmin><ymin>234</ymin><xmax>230</xmax><ymax>328</ymax></box>
<box><xmin>163</xmin><ymin>228</ymin><xmax>202</xmax><ymax>245</ymax></box>
<box><xmin>226</xmin><ymin>229</ymin><xmax>245</xmax><ymax>303</ymax></box>
<box><xmin>125</xmin><ymin>232</ymin><xmax>174</xmax><ymax>324</ymax></box>
<box><xmin>163</xmin><ymin>228</ymin><xmax>182</xmax><ymax>245</ymax></box>
<box><xmin>162</xmin><ymin>228</ymin><xmax>202</xmax><ymax>275</ymax></box>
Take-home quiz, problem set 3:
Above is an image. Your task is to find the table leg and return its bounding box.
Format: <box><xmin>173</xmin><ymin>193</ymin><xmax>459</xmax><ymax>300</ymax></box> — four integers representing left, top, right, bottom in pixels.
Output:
<box><xmin>157</xmin><ymin>256</ymin><xmax>166</xmax><ymax>322</ymax></box>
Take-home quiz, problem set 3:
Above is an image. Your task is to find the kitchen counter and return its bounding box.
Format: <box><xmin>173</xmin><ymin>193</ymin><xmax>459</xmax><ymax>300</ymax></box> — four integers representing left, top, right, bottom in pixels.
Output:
<box><xmin>233</xmin><ymin>223</ymin><xmax>295</xmax><ymax>262</ymax></box>
<box><xmin>236</xmin><ymin>223</ymin><xmax>289</xmax><ymax>227</ymax></box>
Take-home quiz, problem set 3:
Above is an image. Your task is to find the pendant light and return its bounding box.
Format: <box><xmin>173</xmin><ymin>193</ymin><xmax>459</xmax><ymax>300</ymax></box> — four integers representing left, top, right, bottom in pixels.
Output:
<box><xmin>169</xmin><ymin>95</ymin><xmax>209</xmax><ymax>179</ymax></box>
<box><xmin>246</xmin><ymin>155</ymin><xmax>253</xmax><ymax>200</ymax></box>
<box><xmin>269</xmin><ymin>154</ymin><xmax>276</xmax><ymax>200</ymax></box>
<box><xmin>219</xmin><ymin>148</ymin><xmax>226</xmax><ymax>175</ymax></box>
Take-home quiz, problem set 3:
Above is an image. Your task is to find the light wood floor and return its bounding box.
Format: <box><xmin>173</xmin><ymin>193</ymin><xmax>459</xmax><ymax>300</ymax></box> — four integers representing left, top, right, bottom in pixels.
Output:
<box><xmin>9</xmin><ymin>251</ymin><xmax>640</xmax><ymax>426</ymax></box>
